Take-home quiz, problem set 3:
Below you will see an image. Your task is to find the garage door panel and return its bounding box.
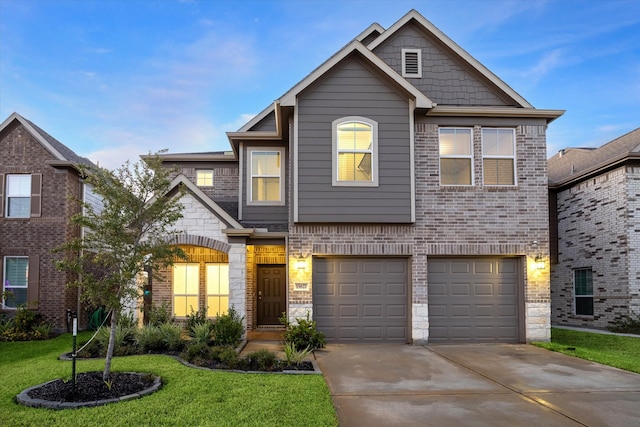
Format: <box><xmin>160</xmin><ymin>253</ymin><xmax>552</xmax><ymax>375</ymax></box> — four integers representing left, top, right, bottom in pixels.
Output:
<box><xmin>314</xmin><ymin>257</ymin><xmax>408</xmax><ymax>343</ymax></box>
<box><xmin>315</xmin><ymin>283</ymin><xmax>334</xmax><ymax>296</ymax></box>
<box><xmin>428</xmin><ymin>257</ymin><xmax>521</xmax><ymax>343</ymax></box>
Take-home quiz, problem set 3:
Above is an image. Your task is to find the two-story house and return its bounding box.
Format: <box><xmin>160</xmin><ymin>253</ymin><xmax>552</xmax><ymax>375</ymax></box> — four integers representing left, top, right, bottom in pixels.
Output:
<box><xmin>1</xmin><ymin>112</ymin><xmax>96</xmax><ymax>331</ymax></box>
<box><xmin>151</xmin><ymin>9</ymin><xmax>563</xmax><ymax>343</ymax></box>
<box><xmin>549</xmin><ymin>127</ymin><xmax>640</xmax><ymax>329</ymax></box>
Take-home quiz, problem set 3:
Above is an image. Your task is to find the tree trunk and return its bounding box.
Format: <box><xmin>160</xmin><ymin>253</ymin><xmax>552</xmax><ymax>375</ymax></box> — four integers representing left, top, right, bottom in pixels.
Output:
<box><xmin>103</xmin><ymin>310</ymin><xmax>118</xmax><ymax>381</ymax></box>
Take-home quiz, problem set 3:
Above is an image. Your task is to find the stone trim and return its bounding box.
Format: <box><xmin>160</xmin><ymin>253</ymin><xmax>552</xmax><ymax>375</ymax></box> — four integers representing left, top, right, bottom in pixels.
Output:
<box><xmin>168</xmin><ymin>234</ymin><xmax>231</xmax><ymax>253</ymax></box>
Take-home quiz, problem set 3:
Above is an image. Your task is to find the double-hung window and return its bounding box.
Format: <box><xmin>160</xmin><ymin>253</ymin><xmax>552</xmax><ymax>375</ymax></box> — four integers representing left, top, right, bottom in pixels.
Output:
<box><xmin>196</xmin><ymin>170</ymin><xmax>213</xmax><ymax>187</ymax></box>
<box><xmin>173</xmin><ymin>263</ymin><xmax>199</xmax><ymax>317</ymax></box>
<box><xmin>482</xmin><ymin>128</ymin><xmax>516</xmax><ymax>186</ymax></box>
<box><xmin>248</xmin><ymin>148</ymin><xmax>284</xmax><ymax>204</ymax></box>
<box><xmin>3</xmin><ymin>256</ymin><xmax>28</xmax><ymax>308</ymax></box>
<box><xmin>574</xmin><ymin>268</ymin><xmax>594</xmax><ymax>316</ymax></box>
<box><xmin>206</xmin><ymin>263</ymin><xmax>229</xmax><ymax>317</ymax></box>
<box><xmin>439</xmin><ymin>128</ymin><xmax>473</xmax><ymax>185</ymax></box>
<box><xmin>332</xmin><ymin>117</ymin><xmax>378</xmax><ymax>187</ymax></box>
<box><xmin>5</xmin><ymin>174</ymin><xmax>31</xmax><ymax>218</ymax></box>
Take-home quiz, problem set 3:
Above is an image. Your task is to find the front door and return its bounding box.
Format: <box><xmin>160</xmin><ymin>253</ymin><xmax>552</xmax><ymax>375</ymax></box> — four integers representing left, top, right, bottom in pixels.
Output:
<box><xmin>257</xmin><ymin>265</ymin><xmax>286</xmax><ymax>325</ymax></box>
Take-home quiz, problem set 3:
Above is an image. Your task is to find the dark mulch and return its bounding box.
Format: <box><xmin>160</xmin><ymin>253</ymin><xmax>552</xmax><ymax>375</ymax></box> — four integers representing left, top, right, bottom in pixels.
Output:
<box><xmin>196</xmin><ymin>360</ymin><xmax>315</xmax><ymax>372</ymax></box>
<box><xmin>28</xmin><ymin>372</ymin><xmax>155</xmax><ymax>402</ymax></box>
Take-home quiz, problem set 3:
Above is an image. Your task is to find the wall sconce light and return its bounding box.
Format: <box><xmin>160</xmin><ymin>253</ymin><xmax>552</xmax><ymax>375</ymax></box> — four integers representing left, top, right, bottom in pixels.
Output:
<box><xmin>295</xmin><ymin>255</ymin><xmax>306</xmax><ymax>270</ymax></box>
<box><xmin>534</xmin><ymin>255</ymin><xmax>545</xmax><ymax>270</ymax></box>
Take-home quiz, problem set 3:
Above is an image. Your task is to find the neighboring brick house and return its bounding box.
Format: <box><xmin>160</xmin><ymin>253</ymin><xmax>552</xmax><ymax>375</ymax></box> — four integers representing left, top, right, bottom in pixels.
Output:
<box><xmin>151</xmin><ymin>9</ymin><xmax>563</xmax><ymax>343</ymax></box>
<box><xmin>0</xmin><ymin>112</ymin><xmax>96</xmax><ymax>332</ymax></box>
<box><xmin>549</xmin><ymin>127</ymin><xmax>640</xmax><ymax>329</ymax></box>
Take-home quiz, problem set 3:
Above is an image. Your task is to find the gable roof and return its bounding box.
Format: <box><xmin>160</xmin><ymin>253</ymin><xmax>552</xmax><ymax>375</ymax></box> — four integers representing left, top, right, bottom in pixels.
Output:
<box><xmin>0</xmin><ymin>112</ymin><xmax>94</xmax><ymax>167</ymax></box>
<box><xmin>548</xmin><ymin>127</ymin><xmax>640</xmax><ymax>187</ymax></box>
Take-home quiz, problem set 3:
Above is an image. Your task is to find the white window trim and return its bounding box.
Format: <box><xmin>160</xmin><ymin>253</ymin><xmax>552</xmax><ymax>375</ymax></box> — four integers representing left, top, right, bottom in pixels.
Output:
<box><xmin>247</xmin><ymin>147</ymin><xmax>286</xmax><ymax>206</ymax></box>
<box><xmin>402</xmin><ymin>48</ymin><xmax>422</xmax><ymax>78</ymax></box>
<box><xmin>332</xmin><ymin>116</ymin><xmax>379</xmax><ymax>187</ymax></box>
<box><xmin>438</xmin><ymin>127</ymin><xmax>474</xmax><ymax>186</ymax></box>
<box><xmin>481</xmin><ymin>128</ymin><xmax>517</xmax><ymax>186</ymax></box>
<box><xmin>3</xmin><ymin>256</ymin><xmax>28</xmax><ymax>309</ymax></box>
<box><xmin>5</xmin><ymin>174</ymin><xmax>31</xmax><ymax>218</ymax></box>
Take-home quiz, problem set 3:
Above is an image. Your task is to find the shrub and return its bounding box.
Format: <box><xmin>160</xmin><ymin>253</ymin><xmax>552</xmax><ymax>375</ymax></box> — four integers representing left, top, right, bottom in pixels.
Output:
<box><xmin>283</xmin><ymin>341</ymin><xmax>312</xmax><ymax>366</ymax></box>
<box><xmin>159</xmin><ymin>322</ymin><xmax>184</xmax><ymax>351</ymax></box>
<box><xmin>185</xmin><ymin>307</ymin><xmax>209</xmax><ymax>332</ymax></box>
<box><xmin>218</xmin><ymin>346</ymin><xmax>240</xmax><ymax>369</ymax></box>
<box><xmin>0</xmin><ymin>306</ymin><xmax>52</xmax><ymax>341</ymax></box>
<box><xmin>280</xmin><ymin>312</ymin><xmax>326</xmax><ymax>351</ymax></box>
<box><xmin>190</xmin><ymin>321</ymin><xmax>215</xmax><ymax>346</ymax></box>
<box><xmin>608</xmin><ymin>315</ymin><xmax>640</xmax><ymax>334</ymax></box>
<box><xmin>181</xmin><ymin>342</ymin><xmax>213</xmax><ymax>365</ymax></box>
<box><xmin>212</xmin><ymin>307</ymin><xmax>244</xmax><ymax>347</ymax></box>
<box><xmin>147</xmin><ymin>302</ymin><xmax>174</xmax><ymax>326</ymax></box>
<box><xmin>245</xmin><ymin>349</ymin><xmax>278</xmax><ymax>371</ymax></box>
<box><xmin>136</xmin><ymin>325</ymin><xmax>165</xmax><ymax>353</ymax></box>
<box><xmin>97</xmin><ymin>324</ymin><xmax>137</xmax><ymax>356</ymax></box>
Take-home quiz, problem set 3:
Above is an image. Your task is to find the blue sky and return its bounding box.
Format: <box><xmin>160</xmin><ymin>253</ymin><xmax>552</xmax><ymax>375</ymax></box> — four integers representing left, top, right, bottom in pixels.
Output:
<box><xmin>1</xmin><ymin>0</ymin><xmax>639</xmax><ymax>169</ymax></box>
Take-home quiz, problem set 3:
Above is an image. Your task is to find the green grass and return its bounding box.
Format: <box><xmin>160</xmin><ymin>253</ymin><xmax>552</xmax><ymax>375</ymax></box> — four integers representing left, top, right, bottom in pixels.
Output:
<box><xmin>0</xmin><ymin>332</ymin><xmax>337</xmax><ymax>426</ymax></box>
<box><xmin>533</xmin><ymin>328</ymin><xmax>640</xmax><ymax>374</ymax></box>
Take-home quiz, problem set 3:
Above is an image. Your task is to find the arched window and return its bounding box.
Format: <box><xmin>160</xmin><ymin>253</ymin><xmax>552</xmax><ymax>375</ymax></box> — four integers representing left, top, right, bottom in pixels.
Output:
<box><xmin>332</xmin><ymin>117</ymin><xmax>378</xmax><ymax>187</ymax></box>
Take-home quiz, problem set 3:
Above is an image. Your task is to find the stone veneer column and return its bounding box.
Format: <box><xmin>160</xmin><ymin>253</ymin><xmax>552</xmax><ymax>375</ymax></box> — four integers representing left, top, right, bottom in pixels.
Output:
<box><xmin>228</xmin><ymin>243</ymin><xmax>247</xmax><ymax>328</ymax></box>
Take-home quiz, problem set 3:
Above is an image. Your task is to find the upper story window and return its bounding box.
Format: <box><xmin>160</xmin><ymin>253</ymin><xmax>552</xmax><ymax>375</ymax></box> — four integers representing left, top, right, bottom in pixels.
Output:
<box><xmin>3</xmin><ymin>256</ymin><xmax>28</xmax><ymax>309</ymax></box>
<box><xmin>482</xmin><ymin>128</ymin><xmax>516</xmax><ymax>186</ymax></box>
<box><xmin>1</xmin><ymin>173</ymin><xmax>41</xmax><ymax>218</ymax></box>
<box><xmin>196</xmin><ymin>170</ymin><xmax>213</xmax><ymax>187</ymax></box>
<box><xmin>402</xmin><ymin>49</ymin><xmax>422</xmax><ymax>78</ymax></box>
<box><xmin>248</xmin><ymin>148</ymin><xmax>284</xmax><ymax>205</ymax></box>
<box><xmin>332</xmin><ymin>117</ymin><xmax>378</xmax><ymax>187</ymax></box>
<box><xmin>574</xmin><ymin>268</ymin><xmax>594</xmax><ymax>316</ymax></box>
<box><xmin>5</xmin><ymin>174</ymin><xmax>31</xmax><ymax>218</ymax></box>
<box><xmin>439</xmin><ymin>128</ymin><xmax>473</xmax><ymax>186</ymax></box>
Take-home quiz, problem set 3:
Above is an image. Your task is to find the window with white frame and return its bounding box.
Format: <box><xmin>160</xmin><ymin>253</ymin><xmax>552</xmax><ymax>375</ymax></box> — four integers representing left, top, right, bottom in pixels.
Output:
<box><xmin>332</xmin><ymin>117</ymin><xmax>378</xmax><ymax>186</ymax></box>
<box><xmin>196</xmin><ymin>170</ymin><xmax>214</xmax><ymax>187</ymax></box>
<box><xmin>248</xmin><ymin>148</ymin><xmax>284</xmax><ymax>204</ymax></box>
<box><xmin>439</xmin><ymin>128</ymin><xmax>473</xmax><ymax>185</ymax></box>
<box><xmin>402</xmin><ymin>49</ymin><xmax>422</xmax><ymax>78</ymax></box>
<box><xmin>5</xmin><ymin>174</ymin><xmax>31</xmax><ymax>218</ymax></box>
<box><xmin>482</xmin><ymin>128</ymin><xmax>516</xmax><ymax>186</ymax></box>
<box><xmin>206</xmin><ymin>263</ymin><xmax>229</xmax><ymax>317</ymax></box>
<box><xmin>574</xmin><ymin>268</ymin><xmax>594</xmax><ymax>316</ymax></box>
<box><xmin>173</xmin><ymin>263</ymin><xmax>199</xmax><ymax>317</ymax></box>
<box><xmin>3</xmin><ymin>257</ymin><xmax>28</xmax><ymax>308</ymax></box>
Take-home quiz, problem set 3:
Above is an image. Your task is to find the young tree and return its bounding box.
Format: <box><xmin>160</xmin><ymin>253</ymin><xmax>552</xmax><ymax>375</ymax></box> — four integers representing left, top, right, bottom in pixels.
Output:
<box><xmin>56</xmin><ymin>152</ymin><xmax>186</xmax><ymax>380</ymax></box>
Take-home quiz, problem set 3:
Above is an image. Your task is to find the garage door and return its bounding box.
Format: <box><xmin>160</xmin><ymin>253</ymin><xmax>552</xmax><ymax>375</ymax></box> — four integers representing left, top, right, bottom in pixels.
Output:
<box><xmin>313</xmin><ymin>257</ymin><xmax>408</xmax><ymax>342</ymax></box>
<box><xmin>428</xmin><ymin>257</ymin><xmax>521</xmax><ymax>343</ymax></box>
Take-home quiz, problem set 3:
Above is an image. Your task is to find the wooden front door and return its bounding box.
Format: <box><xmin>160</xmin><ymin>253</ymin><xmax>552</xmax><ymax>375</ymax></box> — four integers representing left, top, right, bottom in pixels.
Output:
<box><xmin>257</xmin><ymin>265</ymin><xmax>286</xmax><ymax>325</ymax></box>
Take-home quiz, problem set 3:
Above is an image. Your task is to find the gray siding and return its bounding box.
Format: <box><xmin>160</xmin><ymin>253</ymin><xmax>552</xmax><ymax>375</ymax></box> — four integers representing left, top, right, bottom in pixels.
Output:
<box><xmin>373</xmin><ymin>22</ymin><xmax>513</xmax><ymax>106</ymax></box>
<box><xmin>251</xmin><ymin>111</ymin><xmax>277</xmax><ymax>132</ymax></box>
<box><xmin>297</xmin><ymin>55</ymin><xmax>412</xmax><ymax>223</ymax></box>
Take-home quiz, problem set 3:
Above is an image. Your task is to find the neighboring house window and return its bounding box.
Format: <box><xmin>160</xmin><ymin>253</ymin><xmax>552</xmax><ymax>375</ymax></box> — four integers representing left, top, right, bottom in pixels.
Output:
<box><xmin>482</xmin><ymin>128</ymin><xmax>516</xmax><ymax>186</ymax></box>
<box><xmin>173</xmin><ymin>263</ymin><xmax>199</xmax><ymax>317</ymax></box>
<box><xmin>248</xmin><ymin>148</ymin><xmax>284</xmax><ymax>204</ymax></box>
<box><xmin>402</xmin><ymin>49</ymin><xmax>422</xmax><ymax>78</ymax></box>
<box><xmin>332</xmin><ymin>117</ymin><xmax>378</xmax><ymax>187</ymax></box>
<box><xmin>574</xmin><ymin>268</ymin><xmax>594</xmax><ymax>316</ymax></box>
<box><xmin>3</xmin><ymin>257</ymin><xmax>28</xmax><ymax>308</ymax></box>
<box><xmin>439</xmin><ymin>128</ymin><xmax>473</xmax><ymax>185</ymax></box>
<box><xmin>5</xmin><ymin>174</ymin><xmax>31</xmax><ymax>217</ymax></box>
<box><xmin>196</xmin><ymin>170</ymin><xmax>213</xmax><ymax>186</ymax></box>
<box><xmin>206</xmin><ymin>263</ymin><xmax>229</xmax><ymax>317</ymax></box>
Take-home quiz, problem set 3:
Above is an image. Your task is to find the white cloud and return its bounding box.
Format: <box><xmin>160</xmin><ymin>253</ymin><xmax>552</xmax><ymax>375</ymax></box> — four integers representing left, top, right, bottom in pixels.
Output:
<box><xmin>523</xmin><ymin>49</ymin><xmax>564</xmax><ymax>81</ymax></box>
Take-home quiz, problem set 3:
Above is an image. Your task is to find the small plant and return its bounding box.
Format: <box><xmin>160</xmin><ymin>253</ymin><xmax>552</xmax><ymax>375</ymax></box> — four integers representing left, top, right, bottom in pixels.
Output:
<box><xmin>245</xmin><ymin>349</ymin><xmax>278</xmax><ymax>371</ymax></box>
<box><xmin>31</xmin><ymin>323</ymin><xmax>52</xmax><ymax>340</ymax></box>
<box><xmin>190</xmin><ymin>321</ymin><xmax>215</xmax><ymax>346</ymax></box>
<box><xmin>280</xmin><ymin>312</ymin><xmax>326</xmax><ymax>352</ymax></box>
<box><xmin>212</xmin><ymin>307</ymin><xmax>245</xmax><ymax>346</ymax></box>
<box><xmin>185</xmin><ymin>307</ymin><xmax>209</xmax><ymax>332</ymax></box>
<box><xmin>181</xmin><ymin>342</ymin><xmax>212</xmax><ymax>365</ymax></box>
<box><xmin>283</xmin><ymin>341</ymin><xmax>312</xmax><ymax>366</ymax></box>
<box><xmin>159</xmin><ymin>322</ymin><xmax>184</xmax><ymax>351</ymax></box>
<box><xmin>97</xmin><ymin>324</ymin><xmax>137</xmax><ymax>356</ymax></box>
<box><xmin>218</xmin><ymin>346</ymin><xmax>240</xmax><ymax>369</ymax></box>
<box><xmin>103</xmin><ymin>379</ymin><xmax>113</xmax><ymax>391</ymax></box>
<box><xmin>608</xmin><ymin>315</ymin><xmax>640</xmax><ymax>334</ymax></box>
<box><xmin>147</xmin><ymin>302</ymin><xmax>174</xmax><ymax>326</ymax></box>
<box><xmin>136</xmin><ymin>325</ymin><xmax>165</xmax><ymax>353</ymax></box>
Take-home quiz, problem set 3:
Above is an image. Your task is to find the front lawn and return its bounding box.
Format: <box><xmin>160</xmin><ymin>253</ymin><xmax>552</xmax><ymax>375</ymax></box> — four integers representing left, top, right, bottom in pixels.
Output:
<box><xmin>533</xmin><ymin>328</ymin><xmax>640</xmax><ymax>374</ymax></box>
<box><xmin>0</xmin><ymin>332</ymin><xmax>337</xmax><ymax>427</ymax></box>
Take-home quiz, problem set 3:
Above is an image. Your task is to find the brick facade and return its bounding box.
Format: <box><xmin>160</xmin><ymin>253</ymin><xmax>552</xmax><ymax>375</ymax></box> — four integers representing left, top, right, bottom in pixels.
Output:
<box><xmin>551</xmin><ymin>166</ymin><xmax>640</xmax><ymax>328</ymax></box>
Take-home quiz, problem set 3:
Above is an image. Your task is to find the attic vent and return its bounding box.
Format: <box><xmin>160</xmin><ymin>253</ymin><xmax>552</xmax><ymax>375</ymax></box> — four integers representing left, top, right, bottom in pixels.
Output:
<box><xmin>402</xmin><ymin>49</ymin><xmax>422</xmax><ymax>78</ymax></box>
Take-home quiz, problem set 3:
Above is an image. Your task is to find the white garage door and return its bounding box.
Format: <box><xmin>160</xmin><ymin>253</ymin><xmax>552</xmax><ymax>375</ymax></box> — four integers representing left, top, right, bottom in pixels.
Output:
<box><xmin>313</xmin><ymin>257</ymin><xmax>408</xmax><ymax>342</ymax></box>
<box><xmin>428</xmin><ymin>257</ymin><xmax>522</xmax><ymax>343</ymax></box>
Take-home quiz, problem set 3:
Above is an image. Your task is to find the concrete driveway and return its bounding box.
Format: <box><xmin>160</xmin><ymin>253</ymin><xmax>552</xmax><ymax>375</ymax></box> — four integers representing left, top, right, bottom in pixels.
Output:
<box><xmin>315</xmin><ymin>344</ymin><xmax>640</xmax><ymax>427</ymax></box>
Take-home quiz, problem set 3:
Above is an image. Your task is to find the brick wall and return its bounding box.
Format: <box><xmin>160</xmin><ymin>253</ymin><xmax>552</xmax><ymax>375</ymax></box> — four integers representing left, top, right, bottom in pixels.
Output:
<box><xmin>1</xmin><ymin>123</ymin><xmax>84</xmax><ymax>331</ymax></box>
<box><xmin>551</xmin><ymin>166</ymin><xmax>635</xmax><ymax>328</ymax></box>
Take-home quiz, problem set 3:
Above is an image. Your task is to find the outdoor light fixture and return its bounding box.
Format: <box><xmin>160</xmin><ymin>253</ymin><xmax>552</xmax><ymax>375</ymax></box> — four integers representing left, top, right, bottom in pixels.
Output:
<box><xmin>534</xmin><ymin>255</ymin><xmax>545</xmax><ymax>270</ymax></box>
<box><xmin>295</xmin><ymin>255</ymin><xmax>306</xmax><ymax>270</ymax></box>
